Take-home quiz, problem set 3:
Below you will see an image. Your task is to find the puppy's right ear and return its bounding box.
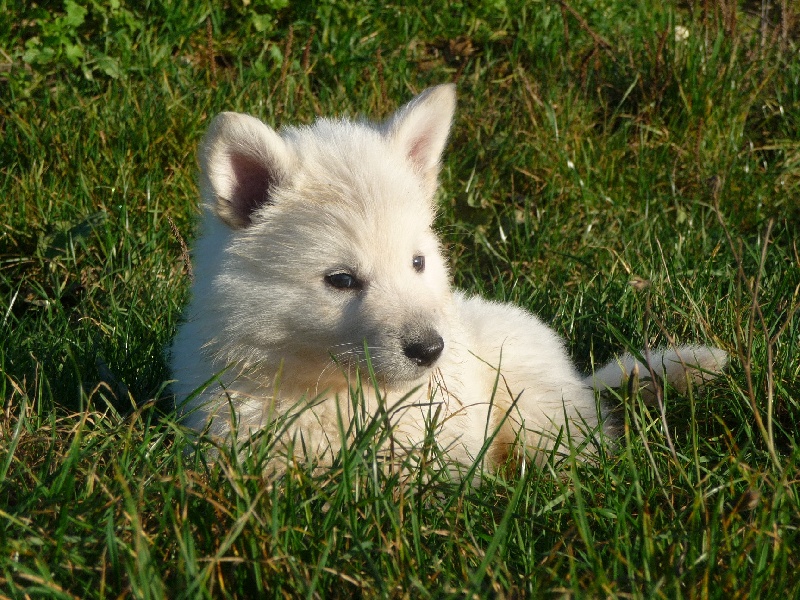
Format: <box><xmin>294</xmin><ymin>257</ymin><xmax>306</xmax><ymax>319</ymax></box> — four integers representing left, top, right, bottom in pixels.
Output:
<box><xmin>199</xmin><ymin>112</ymin><xmax>293</xmax><ymax>229</ymax></box>
<box><xmin>383</xmin><ymin>84</ymin><xmax>456</xmax><ymax>197</ymax></box>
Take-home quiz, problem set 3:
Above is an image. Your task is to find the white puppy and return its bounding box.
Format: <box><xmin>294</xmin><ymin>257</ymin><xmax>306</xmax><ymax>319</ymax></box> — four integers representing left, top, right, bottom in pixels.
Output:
<box><xmin>170</xmin><ymin>84</ymin><xmax>726</xmax><ymax>472</ymax></box>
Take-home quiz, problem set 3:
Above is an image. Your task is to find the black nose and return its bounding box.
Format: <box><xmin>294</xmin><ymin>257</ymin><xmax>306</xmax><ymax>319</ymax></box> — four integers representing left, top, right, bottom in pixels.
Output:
<box><xmin>403</xmin><ymin>332</ymin><xmax>444</xmax><ymax>367</ymax></box>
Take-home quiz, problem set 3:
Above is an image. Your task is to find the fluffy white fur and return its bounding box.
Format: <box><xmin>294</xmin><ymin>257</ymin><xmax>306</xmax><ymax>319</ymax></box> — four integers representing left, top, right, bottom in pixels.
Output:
<box><xmin>170</xmin><ymin>84</ymin><xmax>727</xmax><ymax>472</ymax></box>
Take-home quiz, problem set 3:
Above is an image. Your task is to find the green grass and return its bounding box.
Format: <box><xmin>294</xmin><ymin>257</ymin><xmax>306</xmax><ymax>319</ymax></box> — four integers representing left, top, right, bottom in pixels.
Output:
<box><xmin>2</xmin><ymin>0</ymin><xmax>799</xmax><ymax>597</ymax></box>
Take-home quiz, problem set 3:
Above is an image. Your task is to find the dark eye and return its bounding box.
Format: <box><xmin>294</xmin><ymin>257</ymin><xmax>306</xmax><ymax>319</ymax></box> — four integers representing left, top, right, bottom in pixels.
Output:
<box><xmin>412</xmin><ymin>255</ymin><xmax>425</xmax><ymax>273</ymax></box>
<box><xmin>325</xmin><ymin>272</ymin><xmax>363</xmax><ymax>291</ymax></box>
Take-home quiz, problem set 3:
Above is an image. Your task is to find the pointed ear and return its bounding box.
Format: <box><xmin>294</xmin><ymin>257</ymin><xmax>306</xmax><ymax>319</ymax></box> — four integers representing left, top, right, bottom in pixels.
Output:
<box><xmin>199</xmin><ymin>112</ymin><xmax>294</xmax><ymax>229</ymax></box>
<box><xmin>383</xmin><ymin>84</ymin><xmax>456</xmax><ymax>196</ymax></box>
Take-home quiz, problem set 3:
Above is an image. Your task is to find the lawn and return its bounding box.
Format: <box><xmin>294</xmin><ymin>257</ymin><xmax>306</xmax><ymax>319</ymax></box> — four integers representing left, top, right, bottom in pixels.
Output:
<box><xmin>1</xmin><ymin>0</ymin><xmax>799</xmax><ymax>597</ymax></box>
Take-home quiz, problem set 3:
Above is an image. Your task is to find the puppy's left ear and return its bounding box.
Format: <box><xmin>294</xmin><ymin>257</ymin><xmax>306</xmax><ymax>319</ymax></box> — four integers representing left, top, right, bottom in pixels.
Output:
<box><xmin>383</xmin><ymin>84</ymin><xmax>456</xmax><ymax>196</ymax></box>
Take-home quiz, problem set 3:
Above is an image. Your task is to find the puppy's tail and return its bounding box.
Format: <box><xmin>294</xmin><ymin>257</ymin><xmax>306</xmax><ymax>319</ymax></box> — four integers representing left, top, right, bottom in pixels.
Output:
<box><xmin>585</xmin><ymin>345</ymin><xmax>728</xmax><ymax>399</ymax></box>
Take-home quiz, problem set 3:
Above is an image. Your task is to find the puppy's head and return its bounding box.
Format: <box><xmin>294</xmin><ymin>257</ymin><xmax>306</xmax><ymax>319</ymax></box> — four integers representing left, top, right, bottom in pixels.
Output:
<box><xmin>197</xmin><ymin>85</ymin><xmax>457</xmax><ymax>388</ymax></box>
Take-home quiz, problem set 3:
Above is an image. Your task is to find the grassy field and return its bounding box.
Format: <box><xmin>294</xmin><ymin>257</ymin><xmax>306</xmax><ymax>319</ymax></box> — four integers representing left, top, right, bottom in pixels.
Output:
<box><xmin>2</xmin><ymin>0</ymin><xmax>799</xmax><ymax>597</ymax></box>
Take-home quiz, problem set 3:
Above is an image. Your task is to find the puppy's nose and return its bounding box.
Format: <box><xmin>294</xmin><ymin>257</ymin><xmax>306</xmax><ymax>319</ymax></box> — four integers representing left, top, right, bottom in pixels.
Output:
<box><xmin>403</xmin><ymin>331</ymin><xmax>444</xmax><ymax>367</ymax></box>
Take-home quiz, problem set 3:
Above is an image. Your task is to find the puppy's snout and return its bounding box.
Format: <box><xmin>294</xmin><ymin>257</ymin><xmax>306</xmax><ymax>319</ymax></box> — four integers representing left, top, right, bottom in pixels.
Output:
<box><xmin>403</xmin><ymin>331</ymin><xmax>444</xmax><ymax>367</ymax></box>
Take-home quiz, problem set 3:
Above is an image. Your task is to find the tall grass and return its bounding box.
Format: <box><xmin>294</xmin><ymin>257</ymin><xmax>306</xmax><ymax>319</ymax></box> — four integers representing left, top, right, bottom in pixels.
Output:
<box><xmin>1</xmin><ymin>0</ymin><xmax>799</xmax><ymax>597</ymax></box>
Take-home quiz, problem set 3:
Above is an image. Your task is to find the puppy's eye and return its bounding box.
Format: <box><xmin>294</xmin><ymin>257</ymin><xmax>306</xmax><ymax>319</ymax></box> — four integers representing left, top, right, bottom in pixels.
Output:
<box><xmin>412</xmin><ymin>255</ymin><xmax>425</xmax><ymax>273</ymax></box>
<box><xmin>325</xmin><ymin>272</ymin><xmax>363</xmax><ymax>291</ymax></box>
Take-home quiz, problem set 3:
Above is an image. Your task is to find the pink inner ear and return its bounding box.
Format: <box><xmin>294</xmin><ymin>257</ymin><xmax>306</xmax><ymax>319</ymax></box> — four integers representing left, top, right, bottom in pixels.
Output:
<box><xmin>227</xmin><ymin>152</ymin><xmax>276</xmax><ymax>225</ymax></box>
<box><xmin>407</xmin><ymin>135</ymin><xmax>434</xmax><ymax>172</ymax></box>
